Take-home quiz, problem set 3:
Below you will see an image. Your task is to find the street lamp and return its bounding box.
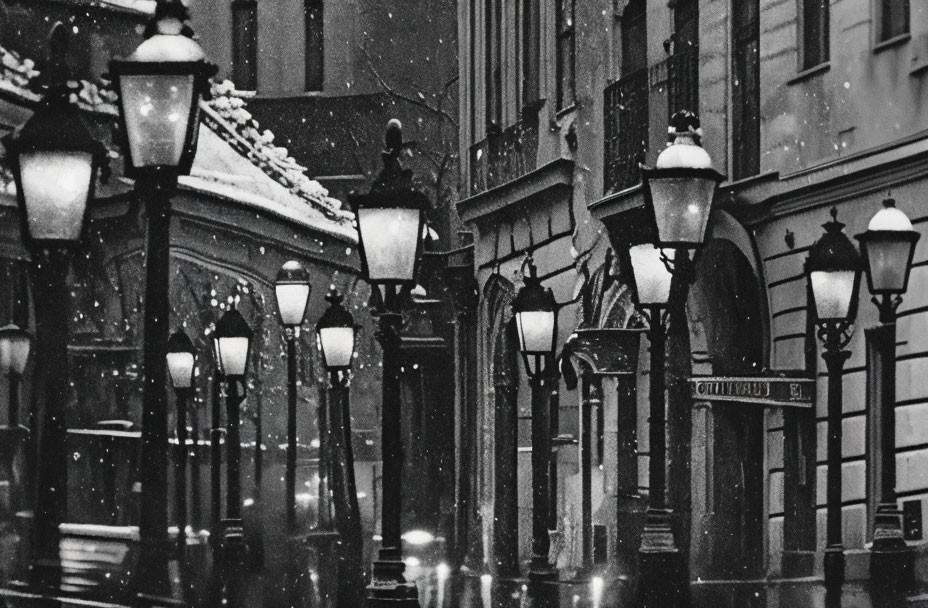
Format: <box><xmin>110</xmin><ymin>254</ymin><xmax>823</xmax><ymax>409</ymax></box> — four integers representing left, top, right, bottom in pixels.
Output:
<box><xmin>316</xmin><ymin>288</ymin><xmax>365</xmax><ymax>606</ymax></box>
<box><xmin>640</xmin><ymin>111</ymin><xmax>724</xmax><ymax>250</ymax></box>
<box><xmin>856</xmin><ymin>198</ymin><xmax>918</xmax><ymax>589</ymax></box>
<box><xmin>512</xmin><ymin>256</ymin><xmax>558</xmax><ymax>579</ymax></box>
<box><xmin>806</xmin><ymin>207</ymin><xmax>862</xmax><ymax>587</ymax></box>
<box><xmin>632</xmin><ymin>111</ymin><xmax>722</xmax><ymax>607</ymax></box>
<box><xmin>4</xmin><ymin>22</ymin><xmax>104</xmax><ymax>592</ymax></box>
<box><xmin>109</xmin><ymin>0</ymin><xmax>217</xmax><ymax>596</ymax></box>
<box><xmin>274</xmin><ymin>261</ymin><xmax>311</xmax><ymax>529</ymax></box>
<box><xmin>167</xmin><ymin>329</ymin><xmax>195</xmax><ymax>554</ymax></box>
<box><xmin>349</xmin><ymin>119</ymin><xmax>428</xmax><ymax>607</ymax></box>
<box><xmin>0</xmin><ymin>324</ymin><xmax>32</xmax><ymax>428</ymax></box>
<box><xmin>0</xmin><ymin>324</ymin><xmax>32</xmax><ymax>517</ymax></box>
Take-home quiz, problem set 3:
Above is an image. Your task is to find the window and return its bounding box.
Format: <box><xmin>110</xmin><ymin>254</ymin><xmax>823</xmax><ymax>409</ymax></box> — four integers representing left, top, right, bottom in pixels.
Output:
<box><xmin>305</xmin><ymin>0</ymin><xmax>324</xmax><ymax>92</ymax></box>
<box><xmin>732</xmin><ymin>0</ymin><xmax>760</xmax><ymax>180</ymax></box>
<box><xmin>669</xmin><ymin>0</ymin><xmax>699</xmax><ymax>119</ymax></box>
<box><xmin>486</xmin><ymin>0</ymin><xmax>502</xmax><ymax>129</ymax></box>
<box><xmin>800</xmin><ymin>0</ymin><xmax>829</xmax><ymax>69</ymax></box>
<box><xmin>521</xmin><ymin>0</ymin><xmax>540</xmax><ymax>109</ymax></box>
<box><xmin>878</xmin><ymin>0</ymin><xmax>909</xmax><ymax>43</ymax></box>
<box><xmin>621</xmin><ymin>0</ymin><xmax>646</xmax><ymax>75</ymax></box>
<box><xmin>556</xmin><ymin>0</ymin><xmax>576</xmax><ymax>109</ymax></box>
<box><xmin>231</xmin><ymin>0</ymin><xmax>257</xmax><ymax>90</ymax></box>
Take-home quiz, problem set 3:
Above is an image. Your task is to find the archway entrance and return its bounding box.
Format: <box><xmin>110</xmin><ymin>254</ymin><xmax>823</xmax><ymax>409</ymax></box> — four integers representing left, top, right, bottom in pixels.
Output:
<box><xmin>689</xmin><ymin>238</ymin><xmax>766</xmax><ymax>579</ymax></box>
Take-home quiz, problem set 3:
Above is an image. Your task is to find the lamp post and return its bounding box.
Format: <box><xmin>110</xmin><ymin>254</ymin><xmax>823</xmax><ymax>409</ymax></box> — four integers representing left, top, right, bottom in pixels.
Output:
<box><xmin>316</xmin><ymin>288</ymin><xmax>365</xmax><ymax>605</ymax></box>
<box><xmin>210</xmin><ymin>340</ymin><xmax>223</xmax><ymax>534</ymax></box>
<box><xmin>805</xmin><ymin>208</ymin><xmax>862</xmax><ymax>587</ymax></box>
<box><xmin>856</xmin><ymin>198</ymin><xmax>918</xmax><ymax>589</ymax></box>
<box><xmin>634</xmin><ymin>110</ymin><xmax>722</xmax><ymax>606</ymax></box>
<box><xmin>0</xmin><ymin>324</ymin><xmax>32</xmax><ymax>517</ymax></box>
<box><xmin>4</xmin><ymin>22</ymin><xmax>104</xmax><ymax>591</ymax></box>
<box><xmin>512</xmin><ymin>257</ymin><xmax>558</xmax><ymax>580</ymax></box>
<box><xmin>274</xmin><ymin>261</ymin><xmax>312</xmax><ymax>529</ymax></box>
<box><xmin>349</xmin><ymin>119</ymin><xmax>428</xmax><ymax>607</ymax></box>
<box><xmin>0</xmin><ymin>324</ymin><xmax>32</xmax><ymax>429</ymax></box>
<box><xmin>167</xmin><ymin>329</ymin><xmax>196</xmax><ymax>554</ymax></box>
<box><xmin>109</xmin><ymin>0</ymin><xmax>216</xmax><ymax>596</ymax></box>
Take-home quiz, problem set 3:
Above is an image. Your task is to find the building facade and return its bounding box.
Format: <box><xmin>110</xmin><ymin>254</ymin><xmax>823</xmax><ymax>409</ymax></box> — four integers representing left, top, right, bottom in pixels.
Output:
<box><xmin>456</xmin><ymin>0</ymin><xmax>928</xmax><ymax>587</ymax></box>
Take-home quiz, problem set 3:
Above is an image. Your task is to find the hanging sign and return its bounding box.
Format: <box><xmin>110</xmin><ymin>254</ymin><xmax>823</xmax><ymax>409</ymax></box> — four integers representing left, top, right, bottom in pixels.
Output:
<box><xmin>689</xmin><ymin>375</ymin><xmax>815</xmax><ymax>408</ymax></box>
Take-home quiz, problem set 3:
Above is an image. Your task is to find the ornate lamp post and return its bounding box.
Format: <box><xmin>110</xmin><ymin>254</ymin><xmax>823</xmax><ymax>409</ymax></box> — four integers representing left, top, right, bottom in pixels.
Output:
<box><xmin>316</xmin><ymin>288</ymin><xmax>364</xmax><ymax>605</ymax></box>
<box><xmin>167</xmin><ymin>330</ymin><xmax>196</xmax><ymax>554</ymax></box>
<box><xmin>0</xmin><ymin>324</ymin><xmax>32</xmax><ymax>429</ymax></box>
<box><xmin>512</xmin><ymin>257</ymin><xmax>558</xmax><ymax>580</ymax></box>
<box><xmin>856</xmin><ymin>198</ymin><xmax>918</xmax><ymax>589</ymax></box>
<box><xmin>4</xmin><ymin>23</ymin><xmax>105</xmax><ymax>591</ymax></box>
<box><xmin>274</xmin><ymin>261</ymin><xmax>312</xmax><ymax>529</ymax></box>
<box><xmin>805</xmin><ymin>208</ymin><xmax>862</xmax><ymax>587</ymax></box>
<box><xmin>634</xmin><ymin>110</ymin><xmax>722</xmax><ymax>606</ymax></box>
<box><xmin>349</xmin><ymin>119</ymin><xmax>428</xmax><ymax>607</ymax></box>
<box><xmin>109</xmin><ymin>0</ymin><xmax>216</xmax><ymax>595</ymax></box>
<box><xmin>0</xmin><ymin>324</ymin><xmax>32</xmax><ymax>517</ymax></box>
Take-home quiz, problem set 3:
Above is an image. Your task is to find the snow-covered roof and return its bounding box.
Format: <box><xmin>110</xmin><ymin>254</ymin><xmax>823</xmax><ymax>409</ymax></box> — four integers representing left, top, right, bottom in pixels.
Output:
<box><xmin>94</xmin><ymin>0</ymin><xmax>158</xmax><ymax>14</ymax></box>
<box><xmin>0</xmin><ymin>43</ymin><xmax>355</xmax><ymax>240</ymax></box>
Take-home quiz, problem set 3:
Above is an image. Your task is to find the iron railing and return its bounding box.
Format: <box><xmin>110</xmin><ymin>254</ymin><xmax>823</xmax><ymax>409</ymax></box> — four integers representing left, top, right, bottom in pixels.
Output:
<box><xmin>469</xmin><ymin>119</ymin><xmax>539</xmax><ymax>195</ymax></box>
<box><xmin>603</xmin><ymin>67</ymin><xmax>649</xmax><ymax>194</ymax></box>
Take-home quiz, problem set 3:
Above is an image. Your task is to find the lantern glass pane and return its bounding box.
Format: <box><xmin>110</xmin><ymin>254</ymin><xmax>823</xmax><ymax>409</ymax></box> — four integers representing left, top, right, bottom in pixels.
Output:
<box><xmin>20</xmin><ymin>151</ymin><xmax>92</xmax><ymax>241</ymax></box>
<box><xmin>319</xmin><ymin>327</ymin><xmax>355</xmax><ymax>369</ymax></box>
<box><xmin>866</xmin><ymin>238</ymin><xmax>914</xmax><ymax>293</ymax></box>
<box><xmin>357</xmin><ymin>207</ymin><xmax>421</xmax><ymax>282</ymax></box>
<box><xmin>811</xmin><ymin>270</ymin><xmax>856</xmax><ymax>321</ymax></box>
<box><xmin>120</xmin><ymin>73</ymin><xmax>195</xmax><ymax>168</ymax></box>
<box><xmin>629</xmin><ymin>244</ymin><xmax>673</xmax><ymax>305</ymax></box>
<box><xmin>217</xmin><ymin>336</ymin><xmax>249</xmax><ymax>377</ymax></box>
<box><xmin>275</xmin><ymin>283</ymin><xmax>310</xmax><ymax>326</ymax></box>
<box><xmin>0</xmin><ymin>335</ymin><xmax>29</xmax><ymax>376</ymax></box>
<box><xmin>515</xmin><ymin>310</ymin><xmax>555</xmax><ymax>354</ymax></box>
<box><xmin>649</xmin><ymin>175</ymin><xmax>716</xmax><ymax>245</ymax></box>
<box><xmin>167</xmin><ymin>351</ymin><xmax>195</xmax><ymax>389</ymax></box>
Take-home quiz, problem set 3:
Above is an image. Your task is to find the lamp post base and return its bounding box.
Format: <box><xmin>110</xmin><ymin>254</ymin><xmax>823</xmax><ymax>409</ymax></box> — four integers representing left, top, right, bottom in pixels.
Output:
<box><xmin>637</xmin><ymin>509</ymin><xmax>685</xmax><ymax>608</ymax></box>
<box><xmin>870</xmin><ymin>504</ymin><xmax>914</xmax><ymax>591</ymax></box>
<box><xmin>528</xmin><ymin>556</ymin><xmax>557</xmax><ymax>581</ymax></box>
<box><xmin>366</xmin><ymin>558</ymin><xmax>419</xmax><ymax>607</ymax></box>
<box><xmin>823</xmin><ymin>545</ymin><xmax>845</xmax><ymax>587</ymax></box>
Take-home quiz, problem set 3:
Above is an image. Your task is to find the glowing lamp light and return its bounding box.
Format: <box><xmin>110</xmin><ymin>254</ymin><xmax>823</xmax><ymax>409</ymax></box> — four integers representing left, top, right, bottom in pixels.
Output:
<box><xmin>316</xmin><ymin>289</ymin><xmax>357</xmax><ymax>371</ymax></box>
<box><xmin>5</xmin><ymin>88</ymin><xmax>104</xmax><ymax>245</ymax></box>
<box><xmin>349</xmin><ymin>180</ymin><xmax>429</xmax><ymax>285</ymax></box>
<box><xmin>109</xmin><ymin>0</ymin><xmax>216</xmax><ymax>177</ymax></box>
<box><xmin>640</xmin><ymin>111</ymin><xmax>724</xmax><ymax>249</ymax></box>
<box><xmin>627</xmin><ymin>244</ymin><xmax>674</xmax><ymax>306</ymax></box>
<box><xmin>402</xmin><ymin>530</ymin><xmax>435</xmax><ymax>546</ymax></box>
<box><xmin>166</xmin><ymin>329</ymin><xmax>196</xmax><ymax>389</ymax></box>
<box><xmin>856</xmin><ymin>198</ymin><xmax>920</xmax><ymax>296</ymax></box>
<box><xmin>274</xmin><ymin>261</ymin><xmax>311</xmax><ymax>327</ymax></box>
<box><xmin>805</xmin><ymin>208</ymin><xmax>862</xmax><ymax>325</ymax></box>
<box><xmin>0</xmin><ymin>324</ymin><xmax>32</xmax><ymax>377</ymax></box>
<box><xmin>214</xmin><ymin>308</ymin><xmax>253</xmax><ymax>378</ymax></box>
<box><xmin>513</xmin><ymin>258</ymin><xmax>557</xmax><ymax>378</ymax></box>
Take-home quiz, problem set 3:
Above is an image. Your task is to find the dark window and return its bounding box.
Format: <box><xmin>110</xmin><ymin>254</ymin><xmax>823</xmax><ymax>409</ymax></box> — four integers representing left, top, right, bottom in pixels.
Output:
<box><xmin>879</xmin><ymin>0</ymin><xmax>909</xmax><ymax>42</ymax></box>
<box><xmin>732</xmin><ymin>0</ymin><xmax>760</xmax><ymax>180</ymax></box>
<box><xmin>556</xmin><ymin>0</ymin><xmax>576</xmax><ymax>109</ymax></box>
<box><xmin>669</xmin><ymin>0</ymin><xmax>699</xmax><ymax>120</ymax></box>
<box><xmin>604</xmin><ymin>0</ymin><xmax>648</xmax><ymax>194</ymax></box>
<box><xmin>621</xmin><ymin>0</ymin><xmax>646</xmax><ymax>74</ymax></box>
<box><xmin>231</xmin><ymin>0</ymin><xmax>257</xmax><ymax>90</ymax></box>
<box><xmin>470</xmin><ymin>0</ymin><xmax>477</xmax><ymax>140</ymax></box>
<box><xmin>800</xmin><ymin>0</ymin><xmax>829</xmax><ymax>69</ymax></box>
<box><xmin>521</xmin><ymin>0</ymin><xmax>540</xmax><ymax>108</ymax></box>
<box><xmin>305</xmin><ymin>0</ymin><xmax>324</xmax><ymax>92</ymax></box>
<box><xmin>486</xmin><ymin>0</ymin><xmax>502</xmax><ymax>129</ymax></box>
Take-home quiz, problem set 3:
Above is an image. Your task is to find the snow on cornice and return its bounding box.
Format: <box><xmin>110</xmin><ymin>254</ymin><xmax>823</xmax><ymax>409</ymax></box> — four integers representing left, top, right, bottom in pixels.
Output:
<box><xmin>0</xmin><ymin>45</ymin><xmax>353</xmax><ymax>225</ymax></box>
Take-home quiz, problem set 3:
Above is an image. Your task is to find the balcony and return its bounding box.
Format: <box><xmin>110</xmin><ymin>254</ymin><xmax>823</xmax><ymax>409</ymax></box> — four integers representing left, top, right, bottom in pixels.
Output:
<box><xmin>469</xmin><ymin>119</ymin><xmax>539</xmax><ymax>196</ymax></box>
<box><xmin>667</xmin><ymin>49</ymin><xmax>699</xmax><ymax>118</ymax></box>
<box><xmin>603</xmin><ymin>67</ymin><xmax>649</xmax><ymax>195</ymax></box>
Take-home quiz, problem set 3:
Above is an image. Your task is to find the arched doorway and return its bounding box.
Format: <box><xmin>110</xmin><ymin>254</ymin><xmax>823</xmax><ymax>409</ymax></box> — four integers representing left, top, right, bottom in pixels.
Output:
<box><xmin>688</xmin><ymin>237</ymin><xmax>767</xmax><ymax>579</ymax></box>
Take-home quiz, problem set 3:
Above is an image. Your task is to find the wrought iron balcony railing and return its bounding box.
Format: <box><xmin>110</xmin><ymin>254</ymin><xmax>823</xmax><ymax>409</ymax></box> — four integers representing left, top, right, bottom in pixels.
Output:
<box><xmin>603</xmin><ymin>67</ymin><xmax>649</xmax><ymax>194</ymax></box>
<box><xmin>469</xmin><ymin>119</ymin><xmax>539</xmax><ymax>195</ymax></box>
